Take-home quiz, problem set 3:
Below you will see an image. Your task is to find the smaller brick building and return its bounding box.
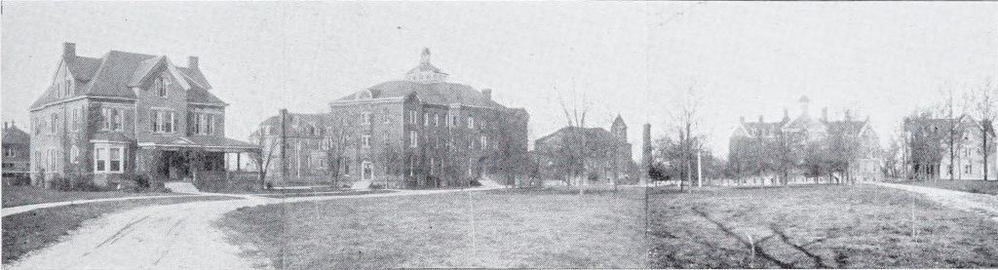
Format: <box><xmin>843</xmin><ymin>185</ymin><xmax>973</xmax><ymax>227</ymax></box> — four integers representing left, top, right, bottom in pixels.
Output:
<box><xmin>534</xmin><ymin>115</ymin><xmax>636</xmax><ymax>185</ymax></box>
<box><xmin>2</xmin><ymin>122</ymin><xmax>31</xmax><ymax>184</ymax></box>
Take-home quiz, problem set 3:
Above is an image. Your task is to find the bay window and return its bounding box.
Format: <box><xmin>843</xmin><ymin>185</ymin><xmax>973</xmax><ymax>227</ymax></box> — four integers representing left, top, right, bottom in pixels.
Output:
<box><xmin>94</xmin><ymin>144</ymin><xmax>125</xmax><ymax>173</ymax></box>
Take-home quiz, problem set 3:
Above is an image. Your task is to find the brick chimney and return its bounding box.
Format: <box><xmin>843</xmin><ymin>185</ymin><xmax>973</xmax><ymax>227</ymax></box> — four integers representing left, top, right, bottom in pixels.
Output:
<box><xmin>63</xmin><ymin>42</ymin><xmax>76</xmax><ymax>58</ymax></box>
<box><xmin>822</xmin><ymin>107</ymin><xmax>828</xmax><ymax>122</ymax></box>
<box><xmin>482</xmin><ymin>89</ymin><xmax>492</xmax><ymax>101</ymax></box>
<box><xmin>188</xmin><ymin>56</ymin><xmax>199</xmax><ymax>69</ymax></box>
<box><xmin>758</xmin><ymin>115</ymin><xmax>764</xmax><ymax>123</ymax></box>
<box><xmin>739</xmin><ymin>116</ymin><xmax>745</xmax><ymax>123</ymax></box>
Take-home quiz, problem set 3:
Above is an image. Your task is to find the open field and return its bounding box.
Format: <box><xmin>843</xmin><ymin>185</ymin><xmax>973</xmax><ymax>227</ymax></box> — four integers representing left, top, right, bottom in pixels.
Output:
<box><xmin>1</xmin><ymin>186</ymin><xmax>174</xmax><ymax>207</ymax></box>
<box><xmin>649</xmin><ymin>185</ymin><xmax>998</xmax><ymax>268</ymax></box>
<box><xmin>219</xmin><ymin>187</ymin><xmax>646</xmax><ymax>269</ymax></box>
<box><xmin>898</xmin><ymin>180</ymin><xmax>998</xmax><ymax>196</ymax></box>
<box><xmin>2</xmin><ymin>195</ymin><xmax>237</xmax><ymax>264</ymax></box>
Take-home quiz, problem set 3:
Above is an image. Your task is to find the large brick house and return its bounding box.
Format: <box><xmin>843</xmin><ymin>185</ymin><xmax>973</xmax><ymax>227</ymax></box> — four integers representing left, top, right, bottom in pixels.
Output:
<box><xmin>251</xmin><ymin>48</ymin><xmax>530</xmax><ymax>189</ymax></box>
<box><xmin>28</xmin><ymin>43</ymin><xmax>259</xmax><ymax>188</ymax></box>
<box><xmin>728</xmin><ymin>96</ymin><xmax>882</xmax><ymax>184</ymax></box>
<box><xmin>534</xmin><ymin>115</ymin><xmax>636</xmax><ymax>185</ymax></box>
<box><xmin>2</xmin><ymin>122</ymin><xmax>31</xmax><ymax>184</ymax></box>
<box><xmin>903</xmin><ymin>114</ymin><xmax>997</xmax><ymax>180</ymax></box>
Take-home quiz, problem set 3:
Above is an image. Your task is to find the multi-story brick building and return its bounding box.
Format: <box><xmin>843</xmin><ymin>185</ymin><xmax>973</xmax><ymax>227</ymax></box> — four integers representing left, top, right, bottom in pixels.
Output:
<box><xmin>249</xmin><ymin>111</ymin><xmax>331</xmax><ymax>184</ymax></box>
<box><xmin>903</xmin><ymin>114</ymin><xmax>997</xmax><ymax>180</ymax></box>
<box><xmin>534</xmin><ymin>115</ymin><xmax>636</xmax><ymax>185</ymax></box>
<box><xmin>729</xmin><ymin>96</ymin><xmax>882</xmax><ymax>184</ymax></box>
<box><xmin>2</xmin><ymin>122</ymin><xmax>31</xmax><ymax>184</ymax></box>
<box><xmin>252</xmin><ymin>48</ymin><xmax>530</xmax><ymax>189</ymax></box>
<box><xmin>28</xmin><ymin>42</ymin><xmax>259</xmax><ymax>188</ymax></box>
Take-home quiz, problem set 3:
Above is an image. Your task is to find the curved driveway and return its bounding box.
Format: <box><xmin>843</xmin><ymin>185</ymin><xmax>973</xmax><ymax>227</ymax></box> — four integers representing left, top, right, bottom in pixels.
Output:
<box><xmin>3</xmin><ymin>188</ymin><xmax>497</xmax><ymax>270</ymax></box>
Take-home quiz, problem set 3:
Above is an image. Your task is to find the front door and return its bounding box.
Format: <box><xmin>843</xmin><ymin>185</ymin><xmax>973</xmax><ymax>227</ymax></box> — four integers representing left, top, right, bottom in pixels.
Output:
<box><xmin>362</xmin><ymin>161</ymin><xmax>373</xmax><ymax>181</ymax></box>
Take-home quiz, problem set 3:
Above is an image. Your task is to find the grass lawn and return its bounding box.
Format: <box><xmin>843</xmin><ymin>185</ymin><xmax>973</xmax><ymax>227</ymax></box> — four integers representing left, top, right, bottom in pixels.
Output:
<box><xmin>649</xmin><ymin>185</ymin><xmax>998</xmax><ymax>268</ymax></box>
<box><xmin>219</xmin><ymin>188</ymin><xmax>647</xmax><ymax>269</ymax></box>
<box><xmin>2</xmin><ymin>195</ymin><xmax>237</xmax><ymax>264</ymax></box>
<box><xmin>2</xmin><ymin>185</ymin><xmax>174</xmax><ymax>207</ymax></box>
<box><xmin>897</xmin><ymin>180</ymin><xmax>998</xmax><ymax>195</ymax></box>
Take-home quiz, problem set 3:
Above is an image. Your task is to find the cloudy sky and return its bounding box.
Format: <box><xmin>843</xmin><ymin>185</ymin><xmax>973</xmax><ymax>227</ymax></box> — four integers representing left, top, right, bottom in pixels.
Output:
<box><xmin>3</xmin><ymin>2</ymin><xmax>996</xmax><ymax>158</ymax></box>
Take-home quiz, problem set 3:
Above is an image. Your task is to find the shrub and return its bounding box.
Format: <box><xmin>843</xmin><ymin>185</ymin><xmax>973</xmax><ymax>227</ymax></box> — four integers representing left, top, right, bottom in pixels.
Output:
<box><xmin>370</xmin><ymin>183</ymin><xmax>384</xmax><ymax>190</ymax></box>
<box><xmin>470</xmin><ymin>179</ymin><xmax>482</xmax><ymax>187</ymax></box>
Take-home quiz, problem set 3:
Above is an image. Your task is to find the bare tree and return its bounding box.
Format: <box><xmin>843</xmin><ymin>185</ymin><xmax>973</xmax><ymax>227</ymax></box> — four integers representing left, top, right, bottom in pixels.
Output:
<box><xmin>968</xmin><ymin>79</ymin><xmax>998</xmax><ymax>182</ymax></box>
<box><xmin>670</xmin><ymin>83</ymin><xmax>705</xmax><ymax>191</ymax></box>
<box><xmin>248</xmin><ymin>133</ymin><xmax>280</xmax><ymax>189</ymax></box>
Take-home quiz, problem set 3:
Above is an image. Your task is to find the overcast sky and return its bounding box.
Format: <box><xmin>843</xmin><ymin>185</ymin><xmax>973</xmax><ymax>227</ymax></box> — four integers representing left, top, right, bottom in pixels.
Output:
<box><xmin>3</xmin><ymin>2</ymin><xmax>997</xmax><ymax>158</ymax></box>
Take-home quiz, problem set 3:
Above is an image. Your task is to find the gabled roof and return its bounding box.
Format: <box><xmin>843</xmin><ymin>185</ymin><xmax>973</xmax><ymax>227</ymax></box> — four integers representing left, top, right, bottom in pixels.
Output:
<box><xmin>336</xmin><ymin>80</ymin><xmax>504</xmax><ymax>108</ymax></box>
<box><xmin>31</xmin><ymin>48</ymin><xmax>219</xmax><ymax>110</ymax></box>
<box><xmin>612</xmin><ymin>114</ymin><xmax>626</xmax><ymax>127</ymax></box>
<box><xmin>2</xmin><ymin>124</ymin><xmax>30</xmax><ymax>144</ymax></box>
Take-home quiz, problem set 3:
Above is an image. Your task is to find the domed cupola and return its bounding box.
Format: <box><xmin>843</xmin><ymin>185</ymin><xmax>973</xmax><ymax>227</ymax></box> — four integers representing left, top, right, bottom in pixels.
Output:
<box><xmin>405</xmin><ymin>48</ymin><xmax>449</xmax><ymax>83</ymax></box>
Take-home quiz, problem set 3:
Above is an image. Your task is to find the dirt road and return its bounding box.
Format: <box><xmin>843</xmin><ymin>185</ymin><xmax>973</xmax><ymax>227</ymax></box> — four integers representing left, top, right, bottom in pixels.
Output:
<box><xmin>3</xmin><ymin>188</ymin><xmax>495</xmax><ymax>270</ymax></box>
<box><xmin>872</xmin><ymin>182</ymin><xmax>998</xmax><ymax>223</ymax></box>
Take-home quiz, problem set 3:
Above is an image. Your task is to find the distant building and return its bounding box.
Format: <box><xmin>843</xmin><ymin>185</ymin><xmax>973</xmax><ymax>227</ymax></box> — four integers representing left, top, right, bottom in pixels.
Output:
<box><xmin>534</xmin><ymin>115</ymin><xmax>636</xmax><ymax>185</ymax></box>
<box><xmin>903</xmin><ymin>114</ymin><xmax>996</xmax><ymax>180</ymax></box>
<box><xmin>729</xmin><ymin>96</ymin><xmax>882</xmax><ymax>184</ymax></box>
<box><xmin>248</xmin><ymin>111</ymin><xmax>330</xmax><ymax>183</ymax></box>
<box><xmin>251</xmin><ymin>48</ymin><xmax>530</xmax><ymax>189</ymax></box>
<box><xmin>28</xmin><ymin>42</ymin><xmax>259</xmax><ymax>188</ymax></box>
<box><xmin>2</xmin><ymin>122</ymin><xmax>31</xmax><ymax>184</ymax></box>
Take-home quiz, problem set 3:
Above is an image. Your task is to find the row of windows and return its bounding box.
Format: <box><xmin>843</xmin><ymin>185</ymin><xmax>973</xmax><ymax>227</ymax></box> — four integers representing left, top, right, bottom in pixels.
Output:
<box><xmin>408</xmin><ymin>131</ymin><xmax>491</xmax><ymax>150</ymax></box>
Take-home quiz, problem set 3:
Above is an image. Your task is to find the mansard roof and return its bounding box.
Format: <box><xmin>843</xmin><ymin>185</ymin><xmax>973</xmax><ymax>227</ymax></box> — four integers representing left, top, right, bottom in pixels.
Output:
<box><xmin>31</xmin><ymin>48</ymin><xmax>222</xmax><ymax>110</ymax></box>
<box><xmin>335</xmin><ymin>80</ymin><xmax>504</xmax><ymax>108</ymax></box>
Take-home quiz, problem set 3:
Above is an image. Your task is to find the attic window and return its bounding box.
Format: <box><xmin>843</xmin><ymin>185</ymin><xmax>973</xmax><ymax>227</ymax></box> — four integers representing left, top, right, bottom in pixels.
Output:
<box><xmin>155</xmin><ymin>76</ymin><xmax>169</xmax><ymax>97</ymax></box>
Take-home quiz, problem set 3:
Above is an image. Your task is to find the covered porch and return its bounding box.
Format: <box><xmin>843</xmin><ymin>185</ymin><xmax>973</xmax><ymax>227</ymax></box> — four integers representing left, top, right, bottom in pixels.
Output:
<box><xmin>137</xmin><ymin>136</ymin><xmax>261</xmax><ymax>185</ymax></box>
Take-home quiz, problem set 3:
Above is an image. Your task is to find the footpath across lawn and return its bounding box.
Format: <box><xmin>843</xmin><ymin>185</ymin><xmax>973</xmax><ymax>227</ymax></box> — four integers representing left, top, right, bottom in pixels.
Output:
<box><xmin>649</xmin><ymin>184</ymin><xmax>998</xmax><ymax>268</ymax></box>
<box><xmin>2</xmin><ymin>195</ymin><xmax>237</xmax><ymax>264</ymax></box>
<box><xmin>219</xmin><ymin>187</ymin><xmax>647</xmax><ymax>269</ymax></box>
<box><xmin>897</xmin><ymin>180</ymin><xmax>998</xmax><ymax>195</ymax></box>
<box><xmin>2</xmin><ymin>185</ymin><xmax>174</xmax><ymax>207</ymax></box>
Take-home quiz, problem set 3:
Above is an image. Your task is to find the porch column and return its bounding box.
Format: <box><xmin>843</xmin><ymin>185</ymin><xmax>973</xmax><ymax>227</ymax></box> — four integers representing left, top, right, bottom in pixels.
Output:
<box><xmin>236</xmin><ymin>152</ymin><xmax>241</xmax><ymax>171</ymax></box>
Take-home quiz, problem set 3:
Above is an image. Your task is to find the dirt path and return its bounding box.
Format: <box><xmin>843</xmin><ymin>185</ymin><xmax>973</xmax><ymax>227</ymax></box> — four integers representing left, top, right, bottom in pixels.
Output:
<box><xmin>871</xmin><ymin>182</ymin><xmax>998</xmax><ymax>223</ymax></box>
<box><xmin>3</xmin><ymin>188</ymin><xmax>498</xmax><ymax>270</ymax></box>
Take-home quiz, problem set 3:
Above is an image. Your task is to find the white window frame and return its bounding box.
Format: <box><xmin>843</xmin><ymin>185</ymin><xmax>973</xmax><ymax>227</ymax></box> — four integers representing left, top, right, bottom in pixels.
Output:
<box><xmin>410</xmin><ymin>131</ymin><xmax>418</xmax><ymax>148</ymax></box>
<box><xmin>362</xmin><ymin>112</ymin><xmax>372</xmax><ymax>125</ymax></box>
<box><xmin>362</xmin><ymin>135</ymin><xmax>371</xmax><ymax>148</ymax></box>
<box><xmin>93</xmin><ymin>144</ymin><xmax>126</xmax><ymax>173</ymax></box>
<box><xmin>467</xmin><ymin>116</ymin><xmax>475</xmax><ymax>129</ymax></box>
<box><xmin>480</xmin><ymin>135</ymin><xmax>487</xmax><ymax>150</ymax></box>
<box><xmin>424</xmin><ymin>113</ymin><xmax>430</xmax><ymax>126</ymax></box>
<box><xmin>4</xmin><ymin>147</ymin><xmax>15</xmax><ymax>157</ymax></box>
<box><xmin>151</xmin><ymin>109</ymin><xmax>176</xmax><ymax>134</ymax></box>
<box><xmin>156</xmin><ymin>76</ymin><xmax>169</xmax><ymax>97</ymax></box>
<box><xmin>101</xmin><ymin>107</ymin><xmax>124</xmax><ymax>131</ymax></box>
